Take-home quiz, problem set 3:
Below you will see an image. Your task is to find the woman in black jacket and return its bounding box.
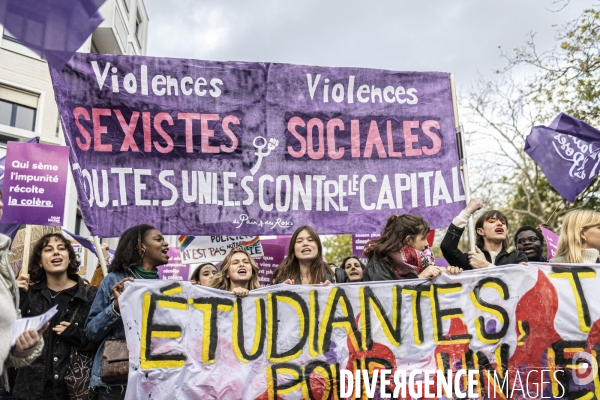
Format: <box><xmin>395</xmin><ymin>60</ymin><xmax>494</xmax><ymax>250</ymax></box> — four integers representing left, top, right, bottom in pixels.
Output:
<box><xmin>441</xmin><ymin>198</ymin><xmax>527</xmax><ymax>270</ymax></box>
<box><xmin>13</xmin><ymin>233</ymin><xmax>97</xmax><ymax>400</ymax></box>
<box><xmin>363</xmin><ymin>214</ymin><xmax>462</xmax><ymax>282</ymax></box>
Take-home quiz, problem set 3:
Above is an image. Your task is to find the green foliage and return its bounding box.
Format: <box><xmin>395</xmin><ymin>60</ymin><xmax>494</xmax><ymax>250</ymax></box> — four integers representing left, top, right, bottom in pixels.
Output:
<box><xmin>466</xmin><ymin>5</ymin><xmax>600</xmax><ymax>234</ymax></box>
<box><xmin>322</xmin><ymin>234</ymin><xmax>352</xmax><ymax>267</ymax></box>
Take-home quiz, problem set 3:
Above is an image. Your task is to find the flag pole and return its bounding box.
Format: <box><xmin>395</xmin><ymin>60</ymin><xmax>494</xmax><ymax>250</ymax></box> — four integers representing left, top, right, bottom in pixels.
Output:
<box><xmin>20</xmin><ymin>225</ymin><xmax>33</xmax><ymax>276</ymax></box>
<box><xmin>450</xmin><ymin>75</ymin><xmax>476</xmax><ymax>252</ymax></box>
<box><xmin>545</xmin><ymin>200</ymin><xmax>564</xmax><ymax>225</ymax></box>
<box><xmin>93</xmin><ymin>235</ymin><xmax>108</xmax><ymax>277</ymax></box>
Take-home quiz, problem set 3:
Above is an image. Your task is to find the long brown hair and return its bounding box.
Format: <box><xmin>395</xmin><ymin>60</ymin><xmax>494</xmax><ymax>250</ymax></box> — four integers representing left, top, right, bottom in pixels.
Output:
<box><xmin>211</xmin><ymin>249</ymin><xmax>260</xmax><ymax>291</ymax></box>
<box><xmin>364</xmin><ymin>214</ymin><xmax>429</xmax><ymax>263</ymax></box>
<box><xmin>271</xmin><ymin>226</ymin><xmax>329</xmax><ymax>284</ymax></box>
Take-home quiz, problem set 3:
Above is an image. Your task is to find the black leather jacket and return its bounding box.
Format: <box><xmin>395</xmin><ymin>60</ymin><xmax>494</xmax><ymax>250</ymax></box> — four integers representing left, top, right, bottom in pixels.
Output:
<box><xmin>12</xmin><ymin>277</ymin><xmax>97</xmax><ymax>400</ymax></box>
<box><xmin>363</xmin><ymin>257</ymin><xmax>419</xmax><ymax>282</ymax></box>
<box><xmin>441</xmin><ymin>223</ymin><xmax>528</xmax><ymax>270</ymax></box>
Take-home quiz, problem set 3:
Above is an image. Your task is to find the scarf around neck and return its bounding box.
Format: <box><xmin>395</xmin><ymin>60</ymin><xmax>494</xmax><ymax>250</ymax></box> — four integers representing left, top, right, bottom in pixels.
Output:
<box><xmin>131</xmin><ymin>265</ymin><xmax>159</xmax><ymax>279</ymax></box>
<box><xmin>387</xmin><ymin>246</ymin><xmax>424</xmax><ymax>280</ymax></box>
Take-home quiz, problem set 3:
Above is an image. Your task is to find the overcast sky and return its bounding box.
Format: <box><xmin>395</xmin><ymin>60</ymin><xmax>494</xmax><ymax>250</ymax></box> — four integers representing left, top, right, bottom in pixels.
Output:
<box><xmin>143</xmin><ymin>0</ymin><xmax>588</xmax><ymax>92</ymax></box>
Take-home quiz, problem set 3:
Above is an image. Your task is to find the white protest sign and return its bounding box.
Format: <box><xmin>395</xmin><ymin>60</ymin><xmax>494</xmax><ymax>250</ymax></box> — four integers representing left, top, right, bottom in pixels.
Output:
<box><xmin>179</xmin><ymin>235</ymin><xmax>264</xmax><ymax>264</ymax></box>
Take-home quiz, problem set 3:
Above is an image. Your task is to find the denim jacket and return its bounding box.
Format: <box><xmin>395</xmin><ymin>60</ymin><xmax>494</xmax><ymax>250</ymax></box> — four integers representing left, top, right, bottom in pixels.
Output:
<box><xmin>84</xmin><ymin>270</ymin><xmax>134</xmax><ymax>388</ymax></box>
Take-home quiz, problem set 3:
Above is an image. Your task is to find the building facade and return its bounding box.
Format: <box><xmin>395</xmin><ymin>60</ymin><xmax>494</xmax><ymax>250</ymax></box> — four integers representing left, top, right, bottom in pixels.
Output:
<box><xmin>0</xmin><ymin>0</ymin><xmax>149</xmax><ymax>279</ymax></box>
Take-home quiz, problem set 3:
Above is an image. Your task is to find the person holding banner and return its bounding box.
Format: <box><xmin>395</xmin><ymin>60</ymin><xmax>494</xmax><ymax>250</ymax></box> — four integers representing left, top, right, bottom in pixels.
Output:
<box><xmin>12</xmin><ymin>233</ymin><xmax>97</xmax><ymax>400</ymax></box>
<box><xmin>190</xmin><ymin>262</ymin><xmax>218</xmax><ymax>286</ymax></box>
<box><xmin>271</xmin><ymin>226</ymin><xmax>335</xmax><ymax>285</ymax></box>
<box><xmin>550</xmin><ymin>210</ymin><xmax>600</xmax><ymax>264</ymax></box>
<box><xmin>363</xmin><ymin>214</ymin><xmax>458</xmax><ymax>281</ymax></box>
<box><xmin>85</xmin><ymin>224</ymin><xmax>169</xmax><ymax>400</ymax></box>
<box><xmin>210</xmin><ymin>250</ymin><xmax>260</xmax><ymax>296</ymax></box>
<box><xmin>341</xmin><ymin>256</ymin><xmax>365</xmax><ymax>282</ymax></box>
<box><xmin>441</xmin><ymin>199</ymin><xmax>527</xmax><ymax>269</ymax></box>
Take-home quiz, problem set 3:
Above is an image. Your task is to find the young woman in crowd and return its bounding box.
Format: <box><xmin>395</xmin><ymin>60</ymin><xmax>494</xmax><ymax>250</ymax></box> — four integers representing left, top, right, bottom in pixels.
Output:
<box><xmin>12</xmin><ymin>233</ymin><xmax>97</xmax><ymax>400</ymax></box>
<box><xmin>210</xmin><ymin>249</ymin><xmax>260</xmax><ymax>296</ymax></box>
<box><xmin>341</xmin><ymin>256</ymin><xmax>365</xmax><ymax>282</ymax></box>
<box><xmin>271</xmin><ymin>226</ymin><xmax>335</xmax><ymax>284</ymax></box>
<box><xmin>551</xmin><ymin>209</ymin><xmax>600</xmax><ymax>264</ymax></box>
<box><xmin>441</xmin><ymin>198</ymin><xmax>527</xmax><ymax>269</ymax></box>
<box><xmin>364</xmin><ymin>214</ymin><xmax>462</xmax><ymax>281</ymax></box>
<box><xmin>190</xmin><ymin>262</ymin><xmax>218</xmax><ymax>286</ymax></box>
<box><xmin>0</xmin><ymin>189</ymin><xmax>46</xmax><ymax>395</ymax></box>
<box><xmin>85</xmin><ymin>224</ymin><xmax>169</xmax><ymax>400</ymax></box>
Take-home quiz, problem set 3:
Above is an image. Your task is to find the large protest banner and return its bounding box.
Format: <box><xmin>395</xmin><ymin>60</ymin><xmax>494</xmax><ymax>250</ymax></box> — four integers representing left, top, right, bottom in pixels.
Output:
<box><xmin>120</xmin><ymin>263</ymin><xmax>600</xmax><ymax>399</ymax></box>
<box><xmin>50</xmin><ymin>54</ymin><xmax>466</xmax><ymax>237</ymax></box>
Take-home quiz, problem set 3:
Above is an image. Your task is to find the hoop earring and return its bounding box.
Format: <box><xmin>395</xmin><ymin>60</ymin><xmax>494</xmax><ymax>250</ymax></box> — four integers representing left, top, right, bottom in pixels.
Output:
<box><xmin>140</xmin><ymin>249</ymin><xmax>146</xmax><ymax>259</ymax></box>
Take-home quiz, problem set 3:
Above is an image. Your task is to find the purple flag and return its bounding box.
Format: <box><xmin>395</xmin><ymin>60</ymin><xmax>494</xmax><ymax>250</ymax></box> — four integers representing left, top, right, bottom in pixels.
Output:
<box><xmin>0</xmin><ymin>137</ymin><xmax>39</xmax><ymax>240</ymax></box>
<box><xmin>0</xmin><ymin>0</ymin><xmax>104</xmax><ymax>68</ymax></box>
<box><xmin>540</xmin><ymin>226</ymin><xmax>560</xmax><ymax>260</ymax></box>
<box><xmin>50</xmin><ymin>54</ymin><xmax>467</xmax><ymax>237</ymax></box>
<box><xmin>63</xmin><ymin>228</ymin><xmax>98</xmax><ymax>255</ymax></box>
<box><xmin>525</xmin><ymin>113</ymin><xmax>600</xmax><ymax>202</ymax></box>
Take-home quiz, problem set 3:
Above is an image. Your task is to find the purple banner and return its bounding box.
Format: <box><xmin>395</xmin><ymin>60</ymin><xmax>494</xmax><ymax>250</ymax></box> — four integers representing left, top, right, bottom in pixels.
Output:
<box><xmin>50</xmin><ymin>54</ymin><xmax>466</xmax><ymax>237</ymax></box>
<box><xmin>525</xmin><ymin>113</ymin><xmax>600</xmax><ymax>202</ymax></box>
<box><xmin>253</xmin><ymin>243</ymin><xmax>285</xmax><ymax>286</ymax></box>
<box><xmin>352</xmin><ymin>233</ymin><xmax>381</xmax><ymax>257</ymax></box>
<box><xmin>157</xmin><ymin>248</ymin><xmax>189</xmax><ymax>281</ymax></box>
<box><xmin>0</xmin><ymin>137</ymin><xmax>39</xmax><ymax>239</ymax></box>
<box><xmin>1</xmin><ymin>142</ymin><xmax>69</xmax><ymax>226</ymax></box>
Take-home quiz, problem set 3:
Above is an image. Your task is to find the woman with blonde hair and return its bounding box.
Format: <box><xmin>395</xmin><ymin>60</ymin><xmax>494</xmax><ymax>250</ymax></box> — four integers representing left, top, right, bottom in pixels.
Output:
<box><xmin>211</xmin><ymin>249</ymin><xmax>260</xmax><ymax>297</ymax></box>
<box><xmin>551</xmin><ymin>209</ymin><xmax>600</xmax><ymax>264</ymax></box>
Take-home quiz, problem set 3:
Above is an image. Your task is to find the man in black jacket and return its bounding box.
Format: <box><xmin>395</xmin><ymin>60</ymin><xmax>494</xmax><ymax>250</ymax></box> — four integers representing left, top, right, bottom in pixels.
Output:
<box><xmin>441</xmin><ymin>198</ymin><xmax>528</xmax><ymax>270</ymax></box>
<box><xmin>514</xmin><ymin>225</ymin><xmax>547</xmax><ymax>262</ymax></box>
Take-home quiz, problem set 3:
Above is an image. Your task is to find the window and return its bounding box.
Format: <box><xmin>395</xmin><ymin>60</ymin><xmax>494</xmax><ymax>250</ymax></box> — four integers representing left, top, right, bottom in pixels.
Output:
<box><xmin>122</xmin><ymin>0</ymin><xmax>130</xmax><ymax>14</ymax></box>
<box><xmin>1</xmin><ymin>25</ymin><xmax>42</xmax><ymax>59</ymax></box>
<box><xmin>0</xmin><ymin>85</ymin><xmax>38</xmax><ymax>131</ymax></box>
<box><xmin>135</xmin><ymin>11</ymin><xmax>143</xmax><ymax>44</ymax></box>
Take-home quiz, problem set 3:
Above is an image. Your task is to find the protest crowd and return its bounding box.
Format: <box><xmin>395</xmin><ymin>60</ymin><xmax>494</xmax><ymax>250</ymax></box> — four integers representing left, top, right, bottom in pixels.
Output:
<box><xmin>2</xmin><ymin>2</ymin><xmax>600</xmax><ymax>399</ymax></box>
<box><xmin>0</xmin><ymin>189</ymin><xmax>599</xmax><ymax>399</ymax></box>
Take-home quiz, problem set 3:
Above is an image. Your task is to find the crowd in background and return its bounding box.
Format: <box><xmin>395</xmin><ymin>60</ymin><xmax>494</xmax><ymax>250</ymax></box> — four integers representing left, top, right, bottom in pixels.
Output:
<box><xmin>0</xmin><ymin>192</ymin><xmax>599</xmax><ymax>399</ymax></box>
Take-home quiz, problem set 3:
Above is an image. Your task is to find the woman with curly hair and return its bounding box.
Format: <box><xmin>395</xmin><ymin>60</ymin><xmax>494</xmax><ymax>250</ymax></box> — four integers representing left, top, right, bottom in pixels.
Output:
<box><xmin>270</xmin><ymin>226</ymin><xmax>334</xmax><ymax>285</ymax></box>
<box><xmin>211</xmin><ymin>249</ymin><xmax>260</xmax><ymax>297</ymax></box>
<box><xmin>85</xmin><ymin>224</ymin><xmax>169</xmax><ymax>400</ymax></box>
<box><xmin>364</xmin><ymin>214</ymin><xmax>462</xmax><ymax>281</ymax></box>
<box><xmin>12</xmin><ymin>233</ymin><xmax>97</xmax><ymax>400</ymax></box>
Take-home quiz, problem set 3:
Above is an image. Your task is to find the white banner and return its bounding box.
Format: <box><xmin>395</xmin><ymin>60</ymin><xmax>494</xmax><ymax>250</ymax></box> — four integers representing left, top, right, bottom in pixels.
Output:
<box><xmin>179</xmin><ymin>235</ymin><xmax>263</xmax><ymax>264</ymax></box>
<box><xmin>120</xmin><ymin>263</ymin><xmax>600</xmax><ymax>399</ymax></box>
